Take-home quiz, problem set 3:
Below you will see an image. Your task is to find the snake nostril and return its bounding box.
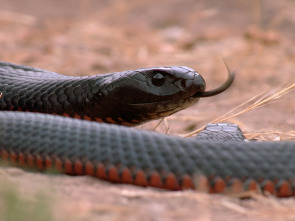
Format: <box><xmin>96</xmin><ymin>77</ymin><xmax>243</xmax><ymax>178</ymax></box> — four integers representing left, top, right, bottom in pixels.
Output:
<box><xmin>181</xmin><ymin>80</ymin><xmax>186</xmax><ymax>88</ymax></box>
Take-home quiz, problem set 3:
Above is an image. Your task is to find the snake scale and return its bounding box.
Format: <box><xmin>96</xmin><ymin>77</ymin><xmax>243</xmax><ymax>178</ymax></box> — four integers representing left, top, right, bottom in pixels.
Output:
<box><xmin>0</xmin><ymin>61</ymin><xmax>294</xmax><ymax>197</ymax></box>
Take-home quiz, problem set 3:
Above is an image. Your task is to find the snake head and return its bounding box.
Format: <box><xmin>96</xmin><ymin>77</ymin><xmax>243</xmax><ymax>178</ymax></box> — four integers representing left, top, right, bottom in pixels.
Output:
<box><xmin>92</xmin><ymin>65</ymin><xmax>234</xmax><ymax>126</ymax></box>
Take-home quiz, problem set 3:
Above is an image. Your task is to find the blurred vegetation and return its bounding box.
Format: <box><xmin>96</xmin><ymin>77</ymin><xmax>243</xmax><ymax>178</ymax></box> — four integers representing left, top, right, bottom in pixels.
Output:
<box><xmin>0</xmin><ymin>181</ymin><xmax>53</xmax><ymax>221</ymax></box>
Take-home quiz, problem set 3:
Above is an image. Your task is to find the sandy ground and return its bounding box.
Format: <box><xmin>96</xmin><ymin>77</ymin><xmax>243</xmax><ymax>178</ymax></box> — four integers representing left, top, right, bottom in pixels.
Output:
<box><xmin>0</xmin><ymin>0</ymin><xmax>295</xmax><ymax>220</ymax></box>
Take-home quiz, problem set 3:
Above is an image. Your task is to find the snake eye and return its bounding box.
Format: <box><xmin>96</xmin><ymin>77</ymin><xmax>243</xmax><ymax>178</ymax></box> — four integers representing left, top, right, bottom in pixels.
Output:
<box><xmin>152</xmin><ymin>73</ymin><xmax>165</xmax><ymax>87</ymax></box>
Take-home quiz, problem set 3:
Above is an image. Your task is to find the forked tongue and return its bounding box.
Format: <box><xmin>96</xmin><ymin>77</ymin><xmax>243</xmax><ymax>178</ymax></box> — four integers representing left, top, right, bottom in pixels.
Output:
<box><xmin>193</xmin><ymin>61</ymin><xmax>235</xmax><ymax>98</ymax></box>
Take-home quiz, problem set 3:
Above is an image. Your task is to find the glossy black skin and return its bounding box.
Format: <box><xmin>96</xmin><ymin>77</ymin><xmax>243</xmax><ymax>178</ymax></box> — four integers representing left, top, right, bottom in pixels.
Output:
<box><xmin>95</xmin><ymin>66</ymin><xmax>206</xmax><ymax>123</ymax></box>
<box><xmin>0</xmin><ymin>62</ymin><xmax>208</xmax><ymax>125</ymax></box>
<box><xmin>1</xmin><ymin>111</ymin><xmax>295</xmax><ymax>196</ymax></box>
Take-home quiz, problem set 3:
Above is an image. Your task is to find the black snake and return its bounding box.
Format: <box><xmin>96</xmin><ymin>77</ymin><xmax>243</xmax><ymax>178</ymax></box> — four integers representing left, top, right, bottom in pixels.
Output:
<box><xmin>0</xmin><ymin>61</ymin><xmax>294</xmax><ymax>197</ymax></box>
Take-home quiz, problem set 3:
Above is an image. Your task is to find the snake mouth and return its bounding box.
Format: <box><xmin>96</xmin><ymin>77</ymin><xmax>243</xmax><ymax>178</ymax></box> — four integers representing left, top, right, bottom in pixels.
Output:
<box><xmin>126</xmin><ymin>86</ymin><xmax>204</xmax><ymax>119</ymax></box>
<box><xmin>127</xmin><ymin>91</ymin><xmax>200</xmax><ymax>107</ymax></box>
<box><xmin>127</xmin><ymin>96</ymin><xmax>198</xmax><ymax>115</ymax></box>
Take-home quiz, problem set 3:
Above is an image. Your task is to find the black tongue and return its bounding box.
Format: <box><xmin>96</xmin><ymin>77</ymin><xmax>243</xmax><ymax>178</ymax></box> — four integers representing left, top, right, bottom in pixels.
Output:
<box><xmin>193</xmin><ymin>61</ymin><xmax>235</xmax><ymax>98</ymax></box>
<box><xmin>194</xmin><ymin>72</ymin><xmax>235</xmax><ymax>98</ymax></box>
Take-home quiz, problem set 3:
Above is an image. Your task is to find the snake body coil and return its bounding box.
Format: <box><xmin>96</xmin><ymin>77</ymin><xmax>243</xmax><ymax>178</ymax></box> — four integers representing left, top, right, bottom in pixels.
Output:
<box><xmin>0</xmin><ymin>62</ymin><xmax>293</xmax><ymax>197</ymax></box>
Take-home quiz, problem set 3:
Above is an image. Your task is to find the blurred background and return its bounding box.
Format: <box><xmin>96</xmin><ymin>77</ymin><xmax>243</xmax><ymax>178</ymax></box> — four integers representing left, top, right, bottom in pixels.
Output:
<box><xmin>1</xmin><ymin>1</ymin><xmax>295</xmax><ymax>220</ymax></box>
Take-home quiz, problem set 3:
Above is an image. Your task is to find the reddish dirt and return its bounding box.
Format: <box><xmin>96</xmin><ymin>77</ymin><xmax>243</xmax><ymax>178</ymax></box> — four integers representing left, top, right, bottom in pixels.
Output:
<box><xmin>0</xmin><ymin>0</ymin><xmax>295</xmax><ymax>220</ymax></box>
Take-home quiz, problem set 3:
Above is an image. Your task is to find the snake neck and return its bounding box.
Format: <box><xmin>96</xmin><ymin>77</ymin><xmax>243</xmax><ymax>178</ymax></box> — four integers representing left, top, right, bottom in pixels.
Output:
<box><xmin>0</xmin><ymin>68</ymin><xmax>144</xmax><ymax>125</ymax></box>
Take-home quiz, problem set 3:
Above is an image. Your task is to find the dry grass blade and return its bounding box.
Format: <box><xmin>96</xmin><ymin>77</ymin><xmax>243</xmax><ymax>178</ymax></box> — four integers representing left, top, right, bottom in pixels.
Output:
<box><xmin>152</xmin><ymin>117</ymin><xmax>170</xmax><ymax>133</ymax></box>
<box><xmin>164</xmin><ymin>118</ymin><xmax>170</xmax><ymax>134</ymax></box>
<box><xmin>183</xmin><ymin>83</ymin><xmax>295</xmax><ymax>137</ymax></box>
<box><xmin>153</xmin><ymin>118</ymin><xmax>165</xmax><ymax>131</ymax></box>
